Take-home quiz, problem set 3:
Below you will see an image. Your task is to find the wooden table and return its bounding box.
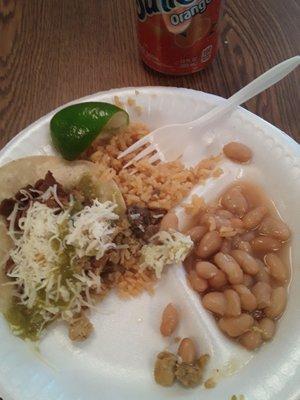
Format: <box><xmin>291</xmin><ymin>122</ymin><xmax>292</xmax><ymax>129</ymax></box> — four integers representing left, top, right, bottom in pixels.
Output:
<box><xmin>0</xmin><ymin>0</ymin><xmax>299</xmax><ymax>149</ymax></box>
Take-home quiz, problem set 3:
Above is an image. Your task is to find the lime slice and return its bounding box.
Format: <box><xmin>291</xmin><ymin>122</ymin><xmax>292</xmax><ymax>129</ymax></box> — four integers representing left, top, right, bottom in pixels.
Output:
<box><xmin>50</xmin><ymin>102</ymin><xmax>129</xmax><ymax>160</ymax></box>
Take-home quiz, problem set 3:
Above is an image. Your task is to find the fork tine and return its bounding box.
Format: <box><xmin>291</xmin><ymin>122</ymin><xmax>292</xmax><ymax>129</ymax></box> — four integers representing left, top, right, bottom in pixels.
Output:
<box><xmin>148</xmin><ymin>152</ymin><xmax>162</xmax><ymax>165</ymax></box>
<box><xmin>123</xmin><ymin>144</ymin><xmax>156</xmax><ymax>169</ymax></box>
<box><xmin>117</xmin><ymin>134</ymin><xmax>152</xmax><ymax>159</ymax></box>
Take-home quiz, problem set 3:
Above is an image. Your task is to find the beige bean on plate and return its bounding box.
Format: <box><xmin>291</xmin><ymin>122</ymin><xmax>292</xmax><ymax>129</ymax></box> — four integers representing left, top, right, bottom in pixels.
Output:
<box><xmin>202</xmin><ymin>292</ymin><xmax>227</xmax><ymax>316</ymax></box>
<box><xmin>160</xmin><ymin>303</ymin><xmax>179</xmax><ymax>337</ymax></box>
<box><xmin>224</xmin><ymin>289</ymin><xmax>241</xmax><ymax>317</ymax></box>
<box><xmin>264</xmin><ymin>253</ymin><xmax>288</xmax><ymax>283</ymax></box>
<box><xmin>259</xmin><ymin>217</ymin><xmax>290</xmax><ymax>241</ymax></box>
<box><xmin>264</xmin><ymin>287</ymin><xmax>287</xmax><ymax>319</ymax></box>
<box><xmin>251</xmin><ymin>236</ymin><xmax>281</xmax><ymax>253</ymax></box>
<box><xmin>221</xmin><ymin>186</ymin><xmax>248</xmax><ymax>217</ymax></box>
<box><xmin>186</xmin><ymin>225</ymin><xmax>207</xmax><ymax>242</ymax></box>
<box><xmin>196</xmin><ymin>231</ymin><xmax>222</xmax><ymax>258</ymax></box>
<box><xmin>208</xmin><ymin>269</ymin><xmax>228</xmax><ymax>289</ymax></box>
<box><xmin>198</xmin><ymin>212</ymin><xmax>213</xmax><ymax>226</ymax></box>
<box><xmin>259</xmin><ymin>318</ymin><xmax>276</xmax><ymax>340</ymax></box>
<box><xmin>214</xmin><ymin>252</ymin><xmax>244</xmax><ymax>284</ymax></box>
<box><xmin>196</xmin><ymin>261</ymin><xmax>219</xmax><ymax>279</ymax></box>
<box><xmin>188</xmin><ymin>270</ymin><xmax>208</xmax><ymax>293</ymax></box>
<box><xmin>242</xmin><ymin>273</ymin><xmax>255</xmax><ymax>287</ymax></box>
<box><xmin>239</xmin><ymin>330</ymin><xmax>263</xmax><ymax>350</ymax></box>
<box><xmin>242</xmin><ymin>206</ymin><xmax>268</xmax><ymax>230</ymax></box>
<box><xmin>220</xmin><ymin>239</ymin><xmax>232</xmax><ymax>254</ymax></box>
<box><xmin>160</xmin><ymin>212</ymin><xmax>179</xmax><ymax>231</ymax></box>
<box><xmin>231</xmin><ymin>218</ymin><xmax>244</xmax><ymax>229</ymax></box>
<box><xmin>223</xmin><ymin>142</ymin><xmax>253</xmax><ymax>163</ymax></box>
<box><xmin>218</xmin><ymin>314</ymin><xmax>254</xmax><ymax>337</ymax></box>
<box><xmin>237</xmin><ymin>241</ymin><xmax>252</xmax><ymax>253</ymax></box>
<box><xmin>251</xmin><ymin>282</ymin><xmax>272</xmax><ymax>309</ymax></box>
<box><xmin>241</xmin><ymin>231</ymin><xmax>256</xmax><ymax>242</ymax></box>
<box><xmin>216</xmin><ymin>209</ymin><xmax>234</xmax><ymax>219</ymax></box>
<box><xmin>255</xmin><ymin>259</ymin><xmax>271</xmax><ymax>284</ymax></box>
<box><xmin>177</xmin><ymin>338</ymin><xmax>196</xmax><ymax>364</ymax></box>
<box><xmin>231</xmin><ymin>249</ymin><xmax>259</xmax><ymax>275</ymax></box>
<box><xmin>233</xmin><ymin>284</ymin><xmax>257</xmax><ymax>311</ymax></box>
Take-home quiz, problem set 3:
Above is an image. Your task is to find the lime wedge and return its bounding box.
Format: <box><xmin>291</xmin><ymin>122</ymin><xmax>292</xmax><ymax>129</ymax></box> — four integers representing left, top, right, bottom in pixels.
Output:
<box><xmin>50</xmin><ymin>102</ymin><xmax>129</xmax><ymax>160</ymax></box>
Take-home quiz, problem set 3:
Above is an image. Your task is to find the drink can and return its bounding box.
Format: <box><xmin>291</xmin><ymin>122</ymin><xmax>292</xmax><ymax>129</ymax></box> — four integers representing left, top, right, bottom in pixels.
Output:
<box><xmin>136</xmin><ymin>0</ymin><xmax>224</xmax><ymax>75</ymax></box>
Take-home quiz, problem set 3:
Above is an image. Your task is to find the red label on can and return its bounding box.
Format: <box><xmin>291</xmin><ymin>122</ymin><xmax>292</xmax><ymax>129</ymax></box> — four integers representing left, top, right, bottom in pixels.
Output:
<box><xmin>136</xmin><ymin>0</ymin><xmax>223</xmax><ymax>75</ymax></box>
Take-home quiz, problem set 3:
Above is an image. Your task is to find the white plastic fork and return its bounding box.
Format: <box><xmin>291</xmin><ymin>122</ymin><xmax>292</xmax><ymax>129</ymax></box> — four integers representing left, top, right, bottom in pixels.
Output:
<box><xmin>118</xmin><ymin>56</ymin><xmax>300</xmax><ymax>168</ymax></box>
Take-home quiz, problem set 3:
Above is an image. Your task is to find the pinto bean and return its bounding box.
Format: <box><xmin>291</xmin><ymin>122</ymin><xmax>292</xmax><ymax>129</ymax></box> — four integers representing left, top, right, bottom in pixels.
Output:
<box><xmin>255</xmin><ymin>259</ymin><xmax>271</xmax><ymax>284</ymax></box>
<box><xmin>223</xmin><ymin>142</ymin><xmax>253</xmax><ymax>163</ymax></box>
<box><xmin>224</xmin><ymin>289</ymin><xmax>241</xmax><ymax>317</ymax></box>
<box><xmin>251</xmin><ymin>236</ymin><xmax>281</xmax><ymax>253</ymax></box>
<box><xmin>231</xmin><ymin>250</ymin><xmax>259</xmax><ymax>275</ymax></box>
<box><xmin>196</xmin><ymin>261</ymin><xmax>219</xmax><ymax>279</ymax></box>
<box><xmin>239</xmin><ymin>330</ymin><xmax>263</xmax><ymax>350</ymax></box>
<box><xmin>202</xmin><ymin>292</ymin><xmax>227</xmax><ymax>316</ymax></box>
<box><xmin>264</xmin><ymin>253</ymin><xmax>288</xmax><ymax>283</ymax></box>
<box><xmin>160</xmin><ymin>212</ymin><xmax>179</xmax><ymax>231</ymax></box>
<box><xmin>264</xmin><ymin>287</ymin><xmax>287</xmax><ymax>319</ymax></box>
<box><xmin>251</xmin><ymin>282</ymin><xmax>272</xmax><ymax>309</ymax></box>
<box><xmin>242</xmin><ymin>206</ymin><xmax>268</xmax><ymax>230</ymax></box>
<box><xmin>177</xmin><ymin>338</ymin><xmax>196</xmax><ymax>364</ymax></box>
<box><xmin>259</xmin><ymin>318</ymin><xmax>276</xmax><ymax>341</ymax></box>
<box><xmin>242</xmin><ymin>274</ymin><xmax>255</xmax><ymax>287</ymax></box>
<box><xmin>188</xmin><ymin>271</ymin><xmax>208</xmax><ymax>293</ymax></box>
<box><xmin>259</xmin><ymin>217</ymin><xmax>290</xmax><ymax>241</ymax></box>
<box><xmin>221</xmin><ymin>186</ymin><xmax>248</xmax><ymax>217</ymax></box>
<box><xmin>208</xmin><ymin>269</ymin><xmax>228</xmax><ymax>289</ymax></box>
<box><xmin>218</xmin><ymin>314</ymin><xmax>254</xmax><ymax>337</ymax></box>
<box><xmin>186</xmin><ymin>225</ymin><xmax>208</xmax><ymax>242</ymax></box>
<box><xmin>196</xmin><ymin>231</ymin><xmax>222</xmax><ymax>258</ymax></box>
<box><xmin>233</xmin><ymin>284</ymin><xmax>257</xmax><ymax>311</ymax></box>
<box><xmin>214</xmin><ymin>252</ymin><xmax>244</xmax><ymax>284</ymax></box>
<box><xmin>160</xmin><ymin>303</ymin><xmax>179</xmax><ymax>337</ymax></box>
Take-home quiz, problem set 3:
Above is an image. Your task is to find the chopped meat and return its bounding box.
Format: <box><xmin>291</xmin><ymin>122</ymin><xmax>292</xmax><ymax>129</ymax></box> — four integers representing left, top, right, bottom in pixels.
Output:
<box><xmin>89</xmin><ymin>255</ymin><xmax>109</xmax><ymax>273</ymax></box>
<box><xmin>15</xmin><ymin>185</ymin><xmax>37</xmax><ymax>202</ymax></box>
<box><xmin>68</xmin><ymin>313</ymin><xmax>93</xmax><ymax>341</ymax></box>
<box><xmin>0</xmin><ymin>171</ymin><xmax>71</xmax><ymax>230</ymax></box>
<box><xmin>34</xmin><ymin>171</ymin><xmax>57</xmax><ymax>192</ymax></box>
<box><xmin>127</xmin><ymin>205</ymin><xmax>167</xmax><ymax>240</ymax></box>
<box><xmin>0</xmin><ymin>198</ymin><xmax>16</xmax><ymax>218</ymax></box>
<box><xmin>5</xmin><ymin>257</ymin><xmax>15</xmax><ymax>275</ymax></box>
<box><xmin>35</xmin><ymin>171</ymin><xmax>69</xmax><ymax>203</ymax></box>
<box><xmin>154</xmin><ymin>351</ymin><xmax>177</xmax><ymax>387</ymax></box>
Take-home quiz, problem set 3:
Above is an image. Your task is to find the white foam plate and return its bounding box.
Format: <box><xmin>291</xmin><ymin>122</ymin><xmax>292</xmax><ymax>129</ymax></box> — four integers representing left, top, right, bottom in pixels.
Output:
<box><xmin>0</xmin><ymin>87</ymin><xmax>299</xmax><ymax>400</ymax></box>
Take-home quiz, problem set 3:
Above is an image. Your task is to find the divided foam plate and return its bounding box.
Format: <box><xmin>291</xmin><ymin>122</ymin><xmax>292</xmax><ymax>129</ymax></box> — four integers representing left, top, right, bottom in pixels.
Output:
<box><xmin>0</xmin><ymin>87</ymin><xmax>299</xmax><ymax>400</ymax></box>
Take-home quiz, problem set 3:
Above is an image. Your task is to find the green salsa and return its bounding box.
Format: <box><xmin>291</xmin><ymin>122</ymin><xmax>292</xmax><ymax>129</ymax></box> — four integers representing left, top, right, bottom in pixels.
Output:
<box><xmin>5</xmin><ymin>302</ymin><xmax>48</xmax><ymax>341</ymax></box>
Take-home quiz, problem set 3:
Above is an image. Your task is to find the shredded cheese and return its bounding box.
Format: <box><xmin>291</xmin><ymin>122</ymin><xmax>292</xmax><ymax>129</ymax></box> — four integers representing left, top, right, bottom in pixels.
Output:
<box><xmin>65</xmin><ymin>199</ymin><xmax>119</xmax><ymax>260</ymax></box>
<box><xmin>140</xmin><ymin>230</ymin><xmax>193</xmax><ymax>278</ymax></box>
<box><xmin>6</xmin><ymin>190</ymin><xmax>120</xmax><ymax>328</ymax></box>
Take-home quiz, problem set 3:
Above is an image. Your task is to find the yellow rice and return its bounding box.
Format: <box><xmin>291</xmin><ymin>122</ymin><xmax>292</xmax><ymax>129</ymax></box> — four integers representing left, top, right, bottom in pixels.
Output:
<box><xmin>88</xmin><ymin>123</ymin><xmax>222</xmax><ymax>298</ymax></box>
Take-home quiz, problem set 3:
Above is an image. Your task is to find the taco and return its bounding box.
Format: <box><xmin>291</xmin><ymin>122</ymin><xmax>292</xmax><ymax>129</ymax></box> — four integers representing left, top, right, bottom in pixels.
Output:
<box><xmin>0</xmin><ymin>156</ymin><xmax>125</xmax><ymax>342</ymax></box>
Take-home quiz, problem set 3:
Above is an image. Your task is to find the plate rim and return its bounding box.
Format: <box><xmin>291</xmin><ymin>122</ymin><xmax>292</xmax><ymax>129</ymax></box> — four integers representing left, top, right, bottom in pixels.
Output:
<box><xmin>0</xmin><ymin>86</ymin><xmax>299</xmax><ymax>160</ymax></box>
<box><xmin>0</xmin><ymin>86</ymin><xmax>299</xmax><ymax>400</ymax></box>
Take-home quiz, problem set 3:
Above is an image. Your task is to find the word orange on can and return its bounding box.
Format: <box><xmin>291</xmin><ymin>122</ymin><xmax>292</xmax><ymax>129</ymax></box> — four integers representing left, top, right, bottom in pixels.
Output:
<box><xmin>136</xmin><ymin>0</ymin><xmax>224</xmax><ymax>75</ymax></box>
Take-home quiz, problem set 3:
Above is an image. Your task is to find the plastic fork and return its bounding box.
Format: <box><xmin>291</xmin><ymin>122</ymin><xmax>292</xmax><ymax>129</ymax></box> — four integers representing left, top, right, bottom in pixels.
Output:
<box><xmin>118</xmin><ymin>56</ymin><xmax>300</xmax><ymax>168</ymax></box>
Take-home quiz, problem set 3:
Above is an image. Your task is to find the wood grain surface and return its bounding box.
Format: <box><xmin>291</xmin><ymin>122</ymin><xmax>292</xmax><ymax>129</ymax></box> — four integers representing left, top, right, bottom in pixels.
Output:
<box><xmin>0</xmin><ymin>0</ymin><xmax>299</xmax><ymax>149</ymax></box>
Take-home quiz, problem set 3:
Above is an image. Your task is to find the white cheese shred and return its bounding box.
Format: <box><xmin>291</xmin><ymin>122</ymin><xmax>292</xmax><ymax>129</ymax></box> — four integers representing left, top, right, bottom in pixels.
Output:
<box><xmin>6</xmin><ymin>191</ymin><xmax>119</xmax><ymax>327</ymax></box>
<box><xmin>140</xmin><ymin>230</ymin><xmax>193</xmax><ymax>278</ymax></box>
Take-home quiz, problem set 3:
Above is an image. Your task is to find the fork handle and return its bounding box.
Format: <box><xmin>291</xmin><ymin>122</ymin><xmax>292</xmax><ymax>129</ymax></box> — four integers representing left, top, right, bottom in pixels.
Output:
<box><xmin>188</xmin><ymin>56</ymin><xmax>300</xmax><ymax>130</ymax></box>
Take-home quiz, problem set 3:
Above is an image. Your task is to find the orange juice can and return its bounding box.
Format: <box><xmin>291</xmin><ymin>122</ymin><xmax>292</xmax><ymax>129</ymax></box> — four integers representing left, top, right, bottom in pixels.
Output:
<box><xmin>136</xmin><ymin>0</ymin><xmax>224</xmax><ymax>75</ymax></box>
